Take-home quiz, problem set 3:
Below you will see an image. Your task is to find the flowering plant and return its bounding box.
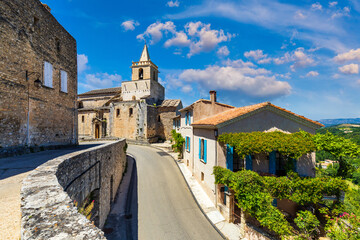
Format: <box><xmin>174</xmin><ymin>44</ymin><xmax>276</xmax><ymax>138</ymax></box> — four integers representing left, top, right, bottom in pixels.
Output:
<box><xmin>326</xmin><ymin>212</ymin><xmax>360</xmax><ymax>240</ymax></box>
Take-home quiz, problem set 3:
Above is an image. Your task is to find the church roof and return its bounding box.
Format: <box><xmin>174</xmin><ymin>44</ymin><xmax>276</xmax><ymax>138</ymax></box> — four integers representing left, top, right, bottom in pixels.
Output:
<box><xmin>140</xmin><ymin>44</ymin><xmax>150</xmax><ymax>61</ymax></box>
<box><xmin>78</xmin><ymin>87</ymin><xmax>122</xmax><ymax>96</ymax></box>
<box><xmin>160</xmin><ymin>99</ymin><xmax>182</xmax><ymax>107</ymax></box>
<box><xmin>192</xmin><ymin>102</ymin><xmax>324</xmax><ymax>128</ymax></box>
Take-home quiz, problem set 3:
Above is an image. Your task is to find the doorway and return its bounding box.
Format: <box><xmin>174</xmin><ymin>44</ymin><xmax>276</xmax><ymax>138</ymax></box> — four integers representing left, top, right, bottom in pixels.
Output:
<box><xmin>95</xmin><ymin>124</ymin><xmax>100</xmax><ymax>139</ymax></box>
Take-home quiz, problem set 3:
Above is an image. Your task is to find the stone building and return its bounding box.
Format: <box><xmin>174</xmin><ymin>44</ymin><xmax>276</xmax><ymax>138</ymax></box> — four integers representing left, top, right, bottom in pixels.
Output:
<box><xmin>78</xmin><ymin>45</ymin><xmax>182</xmax><ymax>142</ymax></box>
<box><xmin>0</xmin><ymin>0</ymin><xmax>78</xmax><ymax>156</ymax></box>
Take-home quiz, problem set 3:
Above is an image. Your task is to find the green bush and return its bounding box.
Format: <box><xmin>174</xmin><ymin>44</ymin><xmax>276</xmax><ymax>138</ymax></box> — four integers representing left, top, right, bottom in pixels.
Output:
<box><xmin>294</xmin><ymin>211</ymin><xmax>320</xmax><ymax>239</ymax></box>
<box><xmin>171</xmin><ymin>130</ymin><xmax>184</xmax><ymax>158</ymax></box>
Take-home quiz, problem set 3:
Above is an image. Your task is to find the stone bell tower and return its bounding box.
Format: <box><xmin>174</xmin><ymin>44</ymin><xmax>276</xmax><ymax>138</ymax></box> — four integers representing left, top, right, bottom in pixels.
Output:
<box><xmin>131</xmin><ymin>44</ymin><xmax>159</xmax><ymax>82</ymax></box>
<box><xmin>121</xmin><ymin>44</ymin><xmax>164</xmax><ymax>103</ymax></box>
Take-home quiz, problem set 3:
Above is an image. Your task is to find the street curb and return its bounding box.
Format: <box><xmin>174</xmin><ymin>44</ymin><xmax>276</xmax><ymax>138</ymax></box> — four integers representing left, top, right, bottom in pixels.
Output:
<box><xmin>147</xmin><ymin>144</ymin><xmax>228</xmax><ymax>240</ymax></box>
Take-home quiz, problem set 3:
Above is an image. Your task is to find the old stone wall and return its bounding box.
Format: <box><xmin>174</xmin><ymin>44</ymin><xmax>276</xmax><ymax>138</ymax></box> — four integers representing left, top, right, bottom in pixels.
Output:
<box><xmin>157</xmin><ymin>106</ymin><xmax>178</xmax><ymax>140</ymax></box>
<box><xmin>112</xmin><ymin>101</ymin><xmax>138</xmax><ymax>140</ymax></box>
<box><xmin>21</xmin><ymin>140</ymin><xmax>127</xmax><ymax>239</ymax></box>
<box><xmin>0</xmin><ymin>0</ymin><xmax>77</xmax><ymax>155</ymax></box>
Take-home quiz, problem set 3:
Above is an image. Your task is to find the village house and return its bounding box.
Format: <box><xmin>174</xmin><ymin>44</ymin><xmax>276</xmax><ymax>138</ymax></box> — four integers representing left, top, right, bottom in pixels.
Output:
<box><xmin>0</xmin><ymin>0</ymin><xmax>78</xmax><ymax>156</ymax></box>
<box><xmin>78</xmin><ymin>45</ymin><xmax>182</xmax><ymax>142</ymax></box>
<box><xmin>177</xmin><ymin>93</ymin><xmax>324</xmax><ymax>224</ymax></box>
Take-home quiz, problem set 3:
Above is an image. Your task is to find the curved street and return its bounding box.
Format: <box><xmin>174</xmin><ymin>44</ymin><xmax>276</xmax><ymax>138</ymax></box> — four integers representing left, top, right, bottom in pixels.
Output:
<box><xmin>105</xmin><ymin>144</ymin><xmax>223</xmax><ymax>240</ymax></box>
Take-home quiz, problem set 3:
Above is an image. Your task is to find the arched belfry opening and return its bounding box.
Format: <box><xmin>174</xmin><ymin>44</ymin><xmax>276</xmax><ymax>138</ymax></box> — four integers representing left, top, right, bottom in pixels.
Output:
<box><xmin>139</xmin><ymin>68</ymin><xmax>143</xmax><ymax>80</ymax></box>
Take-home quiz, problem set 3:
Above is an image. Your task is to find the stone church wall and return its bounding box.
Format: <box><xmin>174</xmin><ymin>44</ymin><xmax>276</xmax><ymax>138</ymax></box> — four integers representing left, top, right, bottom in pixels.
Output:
<box><xmin>0</xmin><ymin>0</ymin><xmax>77</xmax><ymax>156</ymax></box>
<box><xmin>112</xmin><ymin>101</ymin><xmax>138</xmax><ymax>140</ymax></box>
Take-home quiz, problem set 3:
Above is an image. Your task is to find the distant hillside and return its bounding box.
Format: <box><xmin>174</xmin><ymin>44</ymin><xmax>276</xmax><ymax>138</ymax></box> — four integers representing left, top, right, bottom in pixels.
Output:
<box><xmin>316</xmin><ymin>123</ymin><xmax>360</xmax><ymax>145</ymax></box>
<box><xmin>318</xmin><ymin>118</ymin><xmax>360</xmax><ymax>127</ymax></box>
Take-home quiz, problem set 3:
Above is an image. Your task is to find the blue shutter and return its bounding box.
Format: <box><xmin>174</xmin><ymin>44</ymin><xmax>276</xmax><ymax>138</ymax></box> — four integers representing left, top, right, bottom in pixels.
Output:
<box><xmin>199</xmin><ymin>138</ymin><xmax>201</xmax><ymax>160</ymax></box>
<box><xmin>272</xmin><ymin>199</ymin><xmax>278</xmax><ymax>207</ymax></box>
<box><xmin>293</xmin><ymin>159</ymin><xmax>297</xmax><ymax>172</ymax></box>
<box><xmin>269</xmin><ymin>151</ymin><xmax>276</xmax><ymax>175</ymax></box>
<box><xmin>185</xmin><ymin>113</ymin><xmax>188</xmax><ymax>125</ymax></box>
<box><xmin>246</xmin><ymin>155</ymin><xmax>253</xmax><ymax>170</ymax></box>
<box><xmin>189</xmin><ymin>112</ymin><xmax>191</xmax><ymax>125</ymax></box>
<box><xmin>204</xmin><ymin>140</ymin><xmax>207</xmax><ymax>163</ymax></box>
<box><xmin>226</xmin><ymin>144</ymin><xmax>234</xmax><ymax>171</ymax></box>
<box><xmin>189</xmin><ymin>137</ymin><xmax>190</xmax><ymax>152</ymax></box>
<box><xmin>185</xmin><ymin>137</ymin><xmax>188</xmax><ymax>151</ymax></box>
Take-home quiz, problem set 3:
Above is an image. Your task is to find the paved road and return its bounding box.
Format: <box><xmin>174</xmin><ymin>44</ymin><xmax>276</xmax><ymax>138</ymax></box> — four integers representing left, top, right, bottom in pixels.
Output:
<box><xmin>106</xmin><ymin>144</ymin><xmax>223</xmax><ymax>240</ymax></box>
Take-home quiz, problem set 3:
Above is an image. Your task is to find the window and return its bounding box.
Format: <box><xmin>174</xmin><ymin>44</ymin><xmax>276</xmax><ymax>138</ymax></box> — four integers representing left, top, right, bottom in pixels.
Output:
<box><xmin>60</xmin><ymin>70</ymin><xmax>67</xmax><ymax>92</ymax></box>
<box><xmin>139</xmin><ymin>68</ymin><xmax>143</xmax><ymax>79</ymax></box>
<box><xmin>199</xmin><ymin>138</ymin><xmax>207</xmax><ymax>163</ymax></box>
<box><xmin>78</xmin><ymin>101</ymin><xmax>83</xmax><ymax>109</ymax></box>
<box><xmin>33</xmin><ymin>16</ymin><xmax>39</xmax><ymax>27</ymax></box>
<box><xmin>185</xmin><ymin>136</ymin><xmax>190</xmax><ymax>152</ymax></box>
<box><xmin>185</xmin><ymin>112</ymin><xmax>191</xmax><ymax>125</ymax></box>
<box><xmin>81</xmin><ymin>116</ymin><xmax>84</xmax><ymax>123</ymax></box>
<box><xmin>129</xmin><ymin>108</ymin><xmax>133</xmax><ymax>117</ymax></box>
<box><xmin>158</xmin><ymin>115</ymin><xmax>161</xmax><ymax>122</ymax></box>
<box><xmin>201</xmin><ymin>172</ymin><xmax>204</xmax><ymax>181</ymax></box>
<box><xmin>116</xmin><ymin>109</ymin><xmax>120</xmax><ymax>117</ymax></box>
<box><xmin>43</xmin><ymin>61</ymin><xmax>53</xmax><ymax>87</ymax></box>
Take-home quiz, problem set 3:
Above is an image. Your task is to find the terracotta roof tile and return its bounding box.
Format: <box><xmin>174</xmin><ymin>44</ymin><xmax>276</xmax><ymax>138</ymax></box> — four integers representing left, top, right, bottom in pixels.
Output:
<box><xmin>191</xmin><ymin>102</ymin><xmax>324</xmax><ymax>127</ymax></box>
<box><xmin>160</xmin><ymin>99</ymin><xmax>181</xmax><ymax>107</ymax></box>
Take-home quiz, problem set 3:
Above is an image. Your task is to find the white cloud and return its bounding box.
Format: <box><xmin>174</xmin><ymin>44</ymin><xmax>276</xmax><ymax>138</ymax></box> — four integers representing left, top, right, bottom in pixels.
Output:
<box><xmin>217</xmin><ymin>46</ymin><xmax>230</xmax><ymax>57</ymax></box>
<box><xmin>138</xmin><ymin>21</ymin><xmax>233</xmax><ymax>57</ymax></box>
<box><xmin>290</xmin><ymin>48</ymin><xmax>315</xmax><ymax>71</ymax></box>
<box><xmin>311</xmin><ymin>3</ymin><xmax>323</xmax><ymax>11</ymax></box>
<box><xmin>294</xmin><ymin>11</ymin><xmax>306</xmax><ymax>19</ymax></box>
<box><xmin>121</xmin><ymin>20</ymin><xmax>140</xmax><ymax>31</ymax></box>
<box><xmin>164</xmin><ymin>31</ymin><xmax>191</xmax><ymax>47</ymax></box>
<box><xmin>181</xmin><ymin>85</ymin><xmax>193</xmax><ymax>93</ymax></box>
<box><xmin>80</xmin><ymin>73</ymin><xmax>122</xmax><ymax>90</ymax></box>
<box><xmin>329</xmin><ymin>1</ymin><xmax>338</xmax><ymax>7</ymax></box>
<box><xmin>178</xmin><ymin>59</ymin><xmax>291</xmax><ymax>98</ymax></box>
<box><xmin>331</xmin><ymin>7</ymin><xmax>350</xmax><ymax>19</ymax></box>
<box><xmin>338</xmin><ymin>63</ymin><xmax>359</xmax><ymax>74</ymax></box>
<box><xmin>137</xmin><ymin>21</ymin><xmax>176</xmax><ymax>44</ymax></box>
<box><xmin>244</xmin><ymin>49</ymin><xmax>267</xmax><ymax>60</ymax></box>
<box><xmin>306</xmin><ymin>71</ymin><xmax>319</xmax><ymax>77</ymax></box>
<box><xmin>185</xmin><ymin>21</ymin><xmax>234</xmax><ymax>57</ymax></box>
<box><xmin>334</xmin><ymin>48</ymin><xmax>360</xmax><ymax>63</ymax></box>
<box><xmin>167</xmin><ymin>0</ymin><xmax>180</xmax><ymax>7</ymax></box>
<box><xmin>77</xmin><ymin>54</ymin><xmax>89</xmax><ymax>74</ymax></box>
<box><xmin>357</xmin><ymin>79</ymin><xmax>360</xmax><ymax>85</ymax></box>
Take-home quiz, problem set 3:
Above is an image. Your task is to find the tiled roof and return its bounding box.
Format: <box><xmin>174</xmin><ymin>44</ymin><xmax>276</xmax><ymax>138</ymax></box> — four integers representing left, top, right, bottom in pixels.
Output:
<box><xmin>78</xmin><ymin>87</ymin><xmax>122</xmax><ymax>96</ymax></box>
<box><xmin>179</xmin><ymin>99</ymin><xmax>234</xmax><ymax>112</ymax></box>
<box><xmin>191</xmin><ymin>102</ymin><xmax>324</xmax><ymax>128</ymax></box>
<box><xmin>160</xmin><ymin>99</ymin><xmax>181</xmax><ymax>107</ymax></box>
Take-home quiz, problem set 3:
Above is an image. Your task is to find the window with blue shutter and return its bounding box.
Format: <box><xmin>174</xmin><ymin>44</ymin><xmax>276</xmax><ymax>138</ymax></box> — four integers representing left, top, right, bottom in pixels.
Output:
<box><xmin>269</xmin><ymin>151</ymin><xmax>276</xmax><ymax>175</ymax></box>
<box><xmin>199</xmin><ymin>138</ymin><xmax>201</xmax><ymax>160</ymax></box>
<box><xmin>188</xmin><ymin>111</ymin><xmax>191</xmax><ymax>124</ymax></box>
<box><xmin>188</xmin><ymin>137</ymin><xmax>190</xmax><ymax>152</ymax></box>
<box><xmin>246</xmin><ymin>155</ymin><xmax>252</xmax><ymax>170</ymax></box>
<box><xmin>185</xmin><ymin>137</ymin><xmax>187</xmax><ymax>152</ymax></box>
<box><xmin>292</xmin><ymin>159</ymin><xmax>297</xmax><ymax>172</ymax></box>
<box><xmin>185</xmin><ymin>113</ymin><xmax>188</xmax><ymax>125</ymax></box>
<box><xmin>226</xmin><ymin>144</ymin><xmax>233</xmax><ymax>171</ymax></box>
<box><xmin>204</xmin><ymin>140</ymin><xmax>207</xmax><ymax>163</ymax></box>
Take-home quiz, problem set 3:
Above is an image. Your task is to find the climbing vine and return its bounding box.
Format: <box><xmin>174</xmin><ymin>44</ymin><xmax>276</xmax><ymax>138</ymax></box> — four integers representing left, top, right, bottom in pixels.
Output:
<box><xmin>171</xmin><ymin>130</ymin><xmax>185</xmax><ymax>158</ymax></box>
<box><xmin>218</xmin><ymin>131</ymin><xmax>316</xmax><ymax>160</ymax></box>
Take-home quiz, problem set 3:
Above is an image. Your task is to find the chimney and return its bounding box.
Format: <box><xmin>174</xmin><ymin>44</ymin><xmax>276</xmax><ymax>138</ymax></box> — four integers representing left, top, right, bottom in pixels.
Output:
<box><xmin>42</xmin><ymin>3</ymin><xmax>51</xmax><ymax>12</ymax></box>
<box><xmin>210</xmin><ymin>90</ymin><xmax>217</xmax><ymax>103</ymax></box>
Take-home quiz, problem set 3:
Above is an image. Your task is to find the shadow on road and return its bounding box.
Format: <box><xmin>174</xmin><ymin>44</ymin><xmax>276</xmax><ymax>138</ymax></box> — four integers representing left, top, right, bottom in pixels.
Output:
<box><xmin>0</xmin><ymin>144</ymin><xmax>101</xmax><ymax>180</ymax></box>
<box><xmin>104</xmin><ymin>157</ymin><xmax>138</xmax><ymax>240</ymax></box>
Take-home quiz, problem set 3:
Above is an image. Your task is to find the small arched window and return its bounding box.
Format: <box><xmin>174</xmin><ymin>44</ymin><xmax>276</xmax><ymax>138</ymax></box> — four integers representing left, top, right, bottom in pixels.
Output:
<box><xmin>158</xmin><ymin>115</ymin><xmax>161</xmax><ymax>122</ymax></box>
<box><xmin>81</xmin><ymin>116</ymin><xmax>84</xmax><ymax>123</ymax></box>
<box><xmin>78</xmin><ymin>101</ymin><xmax>84</xmax><ymax>109</ymax></box>
<box><xmin>116</xmin><ymin>109</ymin><xmax>120</xmax><ymax>117</ymax></box>
<box><xmin>129</xmin><ymin>108</ymin><xmax>133</xmax><ymax>117</ymax></box>
<box><xmin>139</xmin><ymin>68</ymin><xmax>143</xmax><ymax>79</ymax></box>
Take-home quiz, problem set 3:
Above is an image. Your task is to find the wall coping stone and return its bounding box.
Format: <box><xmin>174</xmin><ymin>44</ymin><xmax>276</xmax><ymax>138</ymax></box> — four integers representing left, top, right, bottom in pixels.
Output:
<box><xmin>20</xmin><ymin>140</ymin><xmax>124</xmax><ymax>239</ymax></box>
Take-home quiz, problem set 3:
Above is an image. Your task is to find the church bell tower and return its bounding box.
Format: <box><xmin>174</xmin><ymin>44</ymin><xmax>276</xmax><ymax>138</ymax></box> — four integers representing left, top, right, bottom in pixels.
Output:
<box><xmin>131</xmin><ymin>44</ymin><xmax>159</xmax><ymax>82</ymax></box>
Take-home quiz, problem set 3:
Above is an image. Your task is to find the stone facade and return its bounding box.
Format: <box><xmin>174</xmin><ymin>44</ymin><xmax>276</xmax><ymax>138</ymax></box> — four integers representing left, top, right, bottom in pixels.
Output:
<box><xmin>0</xmin><ymin>0</ymin><xmax>78</xmax><ymax>156</ymax></box>
<box><xmin>21</xmin><ymin>140</ymin><xmax>127</xmax><ymax>239</ymax></box>
<box><xmin>78</xmin><ymin>45</ymin><xmax>182</xmax><ymax>142</ymax></box>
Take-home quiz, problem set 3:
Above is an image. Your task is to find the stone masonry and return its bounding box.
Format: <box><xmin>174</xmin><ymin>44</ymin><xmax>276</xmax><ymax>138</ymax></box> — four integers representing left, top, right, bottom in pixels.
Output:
<box><xmin>21</xmin><ymin>140</ymin><xmax>127</xmax><ymax>239</ymax></box>
<box><xmin>0</xmin><ymin>0</ymin><xmax>78</xmax><ymax>156</ymax></box>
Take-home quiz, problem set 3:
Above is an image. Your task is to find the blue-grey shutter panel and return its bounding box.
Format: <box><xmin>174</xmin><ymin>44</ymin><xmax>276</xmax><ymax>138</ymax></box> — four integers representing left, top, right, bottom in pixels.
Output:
<box><xmin>189</xmin><ymin>112</ymin><xmax>191</xmax><ymax>125</ymax></box>
<box><xmin>226</xmin><ymin>144</ymin><xmax>233</xmax><ymax>171</ymax></box>
<box><xmin>246</xmin><ymin>155</ymin><xmax>252</xmax><ymax>170</ymax></box>
<box><xmin>199</xmin><ymin>138</ymin><xmax>201</xmax><ymax>159</ymax></box>
<box><xmin>189</xmin><ymin>137</ymin><xmax>190</xmax><ymax>152</ymax></box>
<box><xmin>269</xmin><ymin>151</ymin><xmax>276</xmax><ymax>175</ymax></box>
<box><xmin>204</xmin><ymin>140</ymin><xmax>207</xmax><ymax>163</ymax></box>
<box><xmin>185</xmin><ymin>137</ymin><xmax>187</xmax><ymax>151</ymax></box>
<box><xmin>293</xmin><ymin>159</ymin><xmax>297</xmax><ymax>172</ymax></box>
<box><xmin>185</xmin><ymin>113</ymin><xmax>188</xmax><ymax>125</ymax></box>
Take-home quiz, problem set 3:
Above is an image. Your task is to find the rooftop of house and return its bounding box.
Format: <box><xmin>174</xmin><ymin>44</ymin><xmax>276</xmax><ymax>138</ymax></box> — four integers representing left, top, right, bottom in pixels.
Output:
<box><xmin>179</xmin><ymin>99</ymin><xmax>235</xmax><ymax>112</ymax></box>
<box><xmin>160</xmin><ymin>99</ymin><xmax>182</xmax><ymax>107</ymax></box>
<box><xmin>191</xmin><ymin>102</ymin><xmax>324</xmax><ymax>128</ymax></box>
<box><xmin>78</xmin><ymin>87</ymin><xmax>122</xmax><ymax>97</ymax></box>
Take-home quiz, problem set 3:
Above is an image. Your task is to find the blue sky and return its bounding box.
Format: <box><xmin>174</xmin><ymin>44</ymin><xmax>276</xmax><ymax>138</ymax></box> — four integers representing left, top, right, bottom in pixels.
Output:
<box><xmin>48</xmin><ymin>0</ymin><xmax>360</xmax><ymax>120</ymax></box>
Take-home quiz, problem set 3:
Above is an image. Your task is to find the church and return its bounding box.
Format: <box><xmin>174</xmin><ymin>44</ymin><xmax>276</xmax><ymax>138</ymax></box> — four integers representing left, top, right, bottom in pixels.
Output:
<box><xmin>78</xmin><ymin>45</ymin><xmax>182</xmax><ymax>142</ymax></box>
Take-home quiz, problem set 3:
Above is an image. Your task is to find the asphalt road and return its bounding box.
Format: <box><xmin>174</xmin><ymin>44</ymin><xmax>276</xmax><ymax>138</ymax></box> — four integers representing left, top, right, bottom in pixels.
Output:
<box><xmin>125</xmin><ymin>144</ymin><xmax>223</xmax><ymax>240</ymax></box>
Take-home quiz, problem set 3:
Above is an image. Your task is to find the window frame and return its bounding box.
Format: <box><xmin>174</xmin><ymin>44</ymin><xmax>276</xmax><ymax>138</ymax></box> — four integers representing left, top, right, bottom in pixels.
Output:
<box><xmin>60</xmin><ymin>70</ymin><xmax>68</xmax><ymax>93</ymax></box>
<box><xmin>43</xmin><ymin>61</ymin><xmax>53</xmax><ymax>88</ymax></box>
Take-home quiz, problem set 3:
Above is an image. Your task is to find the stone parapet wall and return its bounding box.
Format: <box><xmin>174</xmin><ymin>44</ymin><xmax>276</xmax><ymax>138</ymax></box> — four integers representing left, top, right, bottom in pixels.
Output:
<box><xmin>21</xmin><ymin>140</ymin><xmax>127</xmax><ymax>239</ymax></box>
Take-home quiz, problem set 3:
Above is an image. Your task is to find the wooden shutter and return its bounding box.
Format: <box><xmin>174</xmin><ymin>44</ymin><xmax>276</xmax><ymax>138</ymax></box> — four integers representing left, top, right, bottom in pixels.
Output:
<box><xmin>185</xmin><ymin>113</ymin><xmax>188</xmax><ymax>125</ymax></box>
<box><xmin>204</xmin><ymin>140</ymin><xmax>207</xmax><ymax>163</ymax></box>
<box><xmin>189</xmin><ymin>112</ymin><xmax>191</xmax><ymax>124</ymax></box>
<box><xmin>226</xmin><ymin>144</ymin><xmax>233</xmax><ymax>171</ymax></box>
<box><xmin>246</xmin><ymin>155</ymin><xmax>252</xmax><ymax>170</ymax></box>
<box><xmin>188</xmin><ymin>137</ymin><xmax>190</xmax><ymax>152</ymax></box>
<box><xmin>269</xmin><ymin>151</ymin><xmax>276</xmax><ymax>175</ymax></box>
<box><xmin>61</xmin><ymin>70</ymin><xmax>68</xmax><ymax>92</ymax></box>
<box><xmin>44</xmin><ymin>61</ymin><xmax>53</xmax><ymax>87</ymax></box>
<box><xmin>199</xmin><ymin>138</ymin><xmax>201</xmax><ymax>159</ymax></box>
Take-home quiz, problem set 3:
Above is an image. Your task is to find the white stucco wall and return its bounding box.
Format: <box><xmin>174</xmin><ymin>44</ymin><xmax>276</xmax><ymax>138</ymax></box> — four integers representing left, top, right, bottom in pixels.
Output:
<box><xmin>179</xmin><ymin>110</ymin><xmax>194</xmax><ymax>172</ymax></box>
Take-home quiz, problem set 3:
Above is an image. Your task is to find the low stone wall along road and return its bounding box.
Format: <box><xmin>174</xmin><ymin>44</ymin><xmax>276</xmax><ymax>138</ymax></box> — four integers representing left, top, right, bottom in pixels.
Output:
<box><xmin>107</xmin><ymin>144</ymin><xmax>223</xmax><ymax>240</ymax></box>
